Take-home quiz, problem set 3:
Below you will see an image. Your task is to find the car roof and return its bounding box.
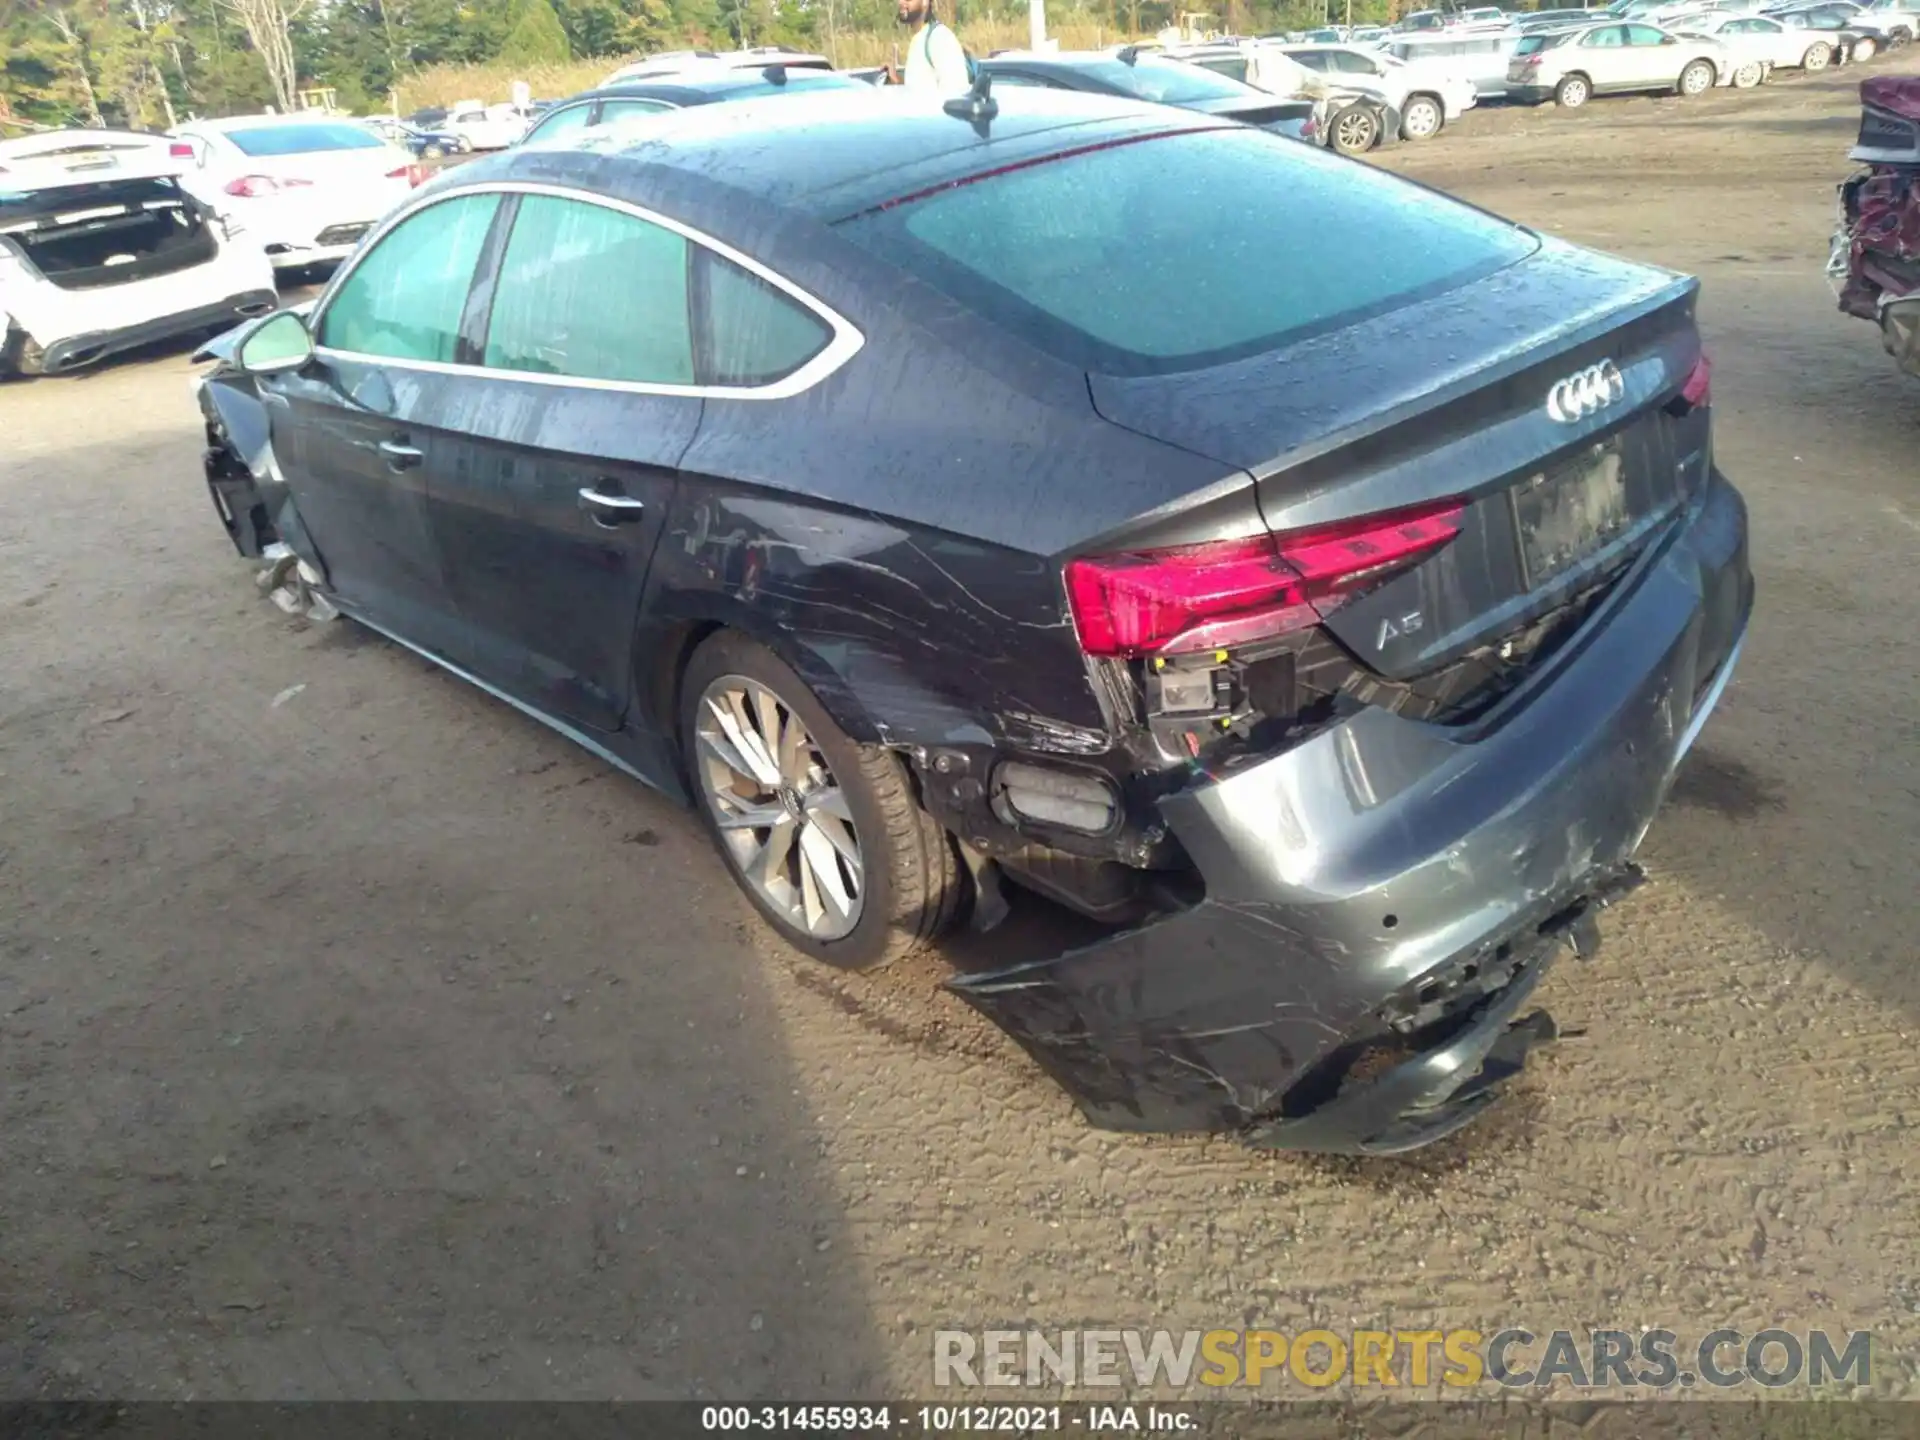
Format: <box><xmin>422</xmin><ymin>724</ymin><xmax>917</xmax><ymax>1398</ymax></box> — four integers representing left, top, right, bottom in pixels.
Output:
<box><xmin>445</xmin><ymin>87</ymin><xmax>1216</xmax><ymax>222</ymax></box>
<box><xmin>559</xmin><ymin>68</ymin><xmax>867</xmax><ymax>108</ymax></box>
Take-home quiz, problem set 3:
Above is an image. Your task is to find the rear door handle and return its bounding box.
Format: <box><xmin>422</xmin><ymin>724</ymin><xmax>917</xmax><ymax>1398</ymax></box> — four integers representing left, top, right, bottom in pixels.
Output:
<box><xmin>378</xmin><ymin>438</ymin><xmax>423</xmax><ymax>471</ymax></box>
<box><xmin>578</xmin><ymin>486</ymin><xmax>647</xmax><ymax>527</ymax></box>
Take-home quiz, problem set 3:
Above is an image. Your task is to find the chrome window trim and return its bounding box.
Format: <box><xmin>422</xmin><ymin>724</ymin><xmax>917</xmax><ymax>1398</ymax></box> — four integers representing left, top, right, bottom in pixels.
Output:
<box><xmin>308</xmin><ymin>178</ymin><xmax>865</xmax><ymax>402</ymax></box>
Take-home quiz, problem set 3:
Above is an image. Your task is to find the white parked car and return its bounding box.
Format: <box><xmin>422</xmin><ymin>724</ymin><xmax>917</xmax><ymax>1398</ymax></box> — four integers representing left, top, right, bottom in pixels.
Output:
<box><xmin>168</xmin><ymin>115</ymin><xmax>420</xmax><ymax>274</ymax></box>
<box><xmin>1277</xmin><ymin>42</ymin><xmax>1480</xmax><ymax>138</ymax></box>
<box><xmin>441</xmin><ymin>100</ymin><xmax>534</xmax><ymax>151</ymax></box>
<box><xmin>0</xmin><ymin>130</ymin><xmax>276</xmax><ymax>376</ymax></box>
<box><xmin>1507</xmin><ymin>20</ymin><xmax>1729</xmax><ymax>105</ymax></box>
<box><xmin>1674</xmin><ymin>9</ymin><xmax>1839</xmax><ymax>73</ymax></box>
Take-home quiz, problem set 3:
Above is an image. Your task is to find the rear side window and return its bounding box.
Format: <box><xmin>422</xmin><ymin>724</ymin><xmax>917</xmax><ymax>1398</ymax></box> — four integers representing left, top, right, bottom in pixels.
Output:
<box><xmin>227</xmin><ymin>123</ymin><xmax>386</xmax><ymax>156</ymax></box>
<box><xmin>484</xmin><ymin>194</ymin><xmax>694</xmax><ymax>384</ymax></box>
<box><xmin>838</xmin><ymin>127</ymin><xmax>1536</xmax><ymax>377</ymax></box>
<box><xmin>696</xmin><ymin>254</ymin><xmax>831</xmax><ymax>386</ymax></box>
<box><xmin>318</xmin><ymin>192</ymin><xmax>498</xmax><ymax>362</ymax></box>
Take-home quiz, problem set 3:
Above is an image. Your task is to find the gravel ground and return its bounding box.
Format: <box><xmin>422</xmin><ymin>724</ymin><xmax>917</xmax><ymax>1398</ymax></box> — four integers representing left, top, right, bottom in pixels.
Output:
<box><xmin>1</xmin><ymin>59</ymin><xmax>1916</xmax><ymax>1405</ymax></box>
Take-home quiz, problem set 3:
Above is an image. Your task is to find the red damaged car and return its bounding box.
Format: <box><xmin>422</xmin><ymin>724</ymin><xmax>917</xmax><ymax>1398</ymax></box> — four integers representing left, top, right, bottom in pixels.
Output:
<box><xmin>1830</xmin><ymin>75</ymin><xmax>1920</xmax><ymax>380</ymax></box>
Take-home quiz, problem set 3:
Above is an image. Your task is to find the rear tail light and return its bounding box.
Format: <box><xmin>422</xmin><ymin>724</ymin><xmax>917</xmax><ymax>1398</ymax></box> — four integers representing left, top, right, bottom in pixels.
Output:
<box><xmin>1680</xmin><ymin>351</ymin><xmax>1712</xmax><ymax>406</ymax></box>
<box><xmin>388</xmin><ymin>164</ymin><xmax>429</xmax><ymax>186</ymax></box>
<box><xmin>1065</xmin><ymin>500</ymin><xmax>1467</xmax><ymax>659</ymax></box>
<box><xmin>168</xmin><ymin>141</ymin><xmax>195</xmax><ymax>159</ymax></box>
<box><xmin>224</xmin><ymin>175</ymin><xmax>314</xmax><ymax>197</ymax></box>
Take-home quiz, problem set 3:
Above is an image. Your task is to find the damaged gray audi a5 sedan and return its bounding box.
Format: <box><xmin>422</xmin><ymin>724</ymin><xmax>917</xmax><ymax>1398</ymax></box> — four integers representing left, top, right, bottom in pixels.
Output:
<box><xmin>194</xmin><ymin>84</ymin><xmax>1751</xmax><ymax>1155</ymax></box>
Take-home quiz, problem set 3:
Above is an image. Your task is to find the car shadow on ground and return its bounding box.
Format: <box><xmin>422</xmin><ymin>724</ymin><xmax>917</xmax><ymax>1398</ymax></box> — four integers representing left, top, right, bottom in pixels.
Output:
<box><xmin>0</xmin><ymin>427</ymin><xmax>894</xmax><ymax>1397</ymax></box>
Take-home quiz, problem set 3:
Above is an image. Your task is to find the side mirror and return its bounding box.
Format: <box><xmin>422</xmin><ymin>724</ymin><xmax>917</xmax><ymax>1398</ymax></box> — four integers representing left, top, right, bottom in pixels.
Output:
<box><xmin>234</xmin><ymin>310</ymin><xmax>314</xmax><ymax>376</ymax></box>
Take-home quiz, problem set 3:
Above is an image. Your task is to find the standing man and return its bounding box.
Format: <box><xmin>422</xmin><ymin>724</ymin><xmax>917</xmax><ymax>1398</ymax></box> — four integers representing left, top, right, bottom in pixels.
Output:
<box><xmin>892</xmin><ymin>0</ymin><xmax>972</xmax><ymax>94</ymax></box>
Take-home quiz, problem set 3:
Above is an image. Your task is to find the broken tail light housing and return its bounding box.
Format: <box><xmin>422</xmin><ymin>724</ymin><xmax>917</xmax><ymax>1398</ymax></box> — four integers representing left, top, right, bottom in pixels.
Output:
<box><xmin>224</xmin><ymin>175</ymin><xmax>315</xmax><ymax>197</ymax></box>
<box><xmin>389</xmin><ymin>163</ymin><xmax>429</xmax><ymax>187</ymax></box>
<box><xmin>1664</xmin><ymin>350</ymin><xmax>1712</xmax><ymax>416</ymax></box>
<box><xmin>168</xmin><ymin>141</ymin><xmax>196</xmax><ymax>159</ymax></box>
<box><xmin>1065</xmin><ymin>500</ymin><xmax>1467</xmax><ymax>659</ymax></box>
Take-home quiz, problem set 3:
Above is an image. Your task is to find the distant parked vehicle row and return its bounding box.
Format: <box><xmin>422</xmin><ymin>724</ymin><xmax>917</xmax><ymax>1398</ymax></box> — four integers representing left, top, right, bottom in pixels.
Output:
<box><xmin>1507</xmin><ymin>20</ymin><xmax>1728</xmax><ymax>105</ymax></box>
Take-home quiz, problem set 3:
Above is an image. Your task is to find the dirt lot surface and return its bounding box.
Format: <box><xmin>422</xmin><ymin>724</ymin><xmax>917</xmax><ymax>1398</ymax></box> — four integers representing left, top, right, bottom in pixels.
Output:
<box><xmin>3</xmin><ymin>60</ymin><xmax>1917</xmax><ymax>1406</ymax></box>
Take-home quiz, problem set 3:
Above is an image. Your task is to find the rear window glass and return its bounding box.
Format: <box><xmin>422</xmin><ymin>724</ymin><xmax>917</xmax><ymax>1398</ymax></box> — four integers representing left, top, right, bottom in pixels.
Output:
<box><xmin>1514</xmin><ymin>31</ymin><xmax>1573</xmax><ymax>50</ymax></box>
<box><xmin>227</xmin><ymin>124</ymin><xmax>386</xmax><ymax>156</ymax></box>
<box><xmin>838</xmin><ymin>127</ymin><xmax>1536</xmax><ymax>377</ymax></box>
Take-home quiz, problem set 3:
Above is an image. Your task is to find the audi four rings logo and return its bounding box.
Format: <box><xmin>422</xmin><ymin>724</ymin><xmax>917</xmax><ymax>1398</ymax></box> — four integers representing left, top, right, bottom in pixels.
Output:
<box><xmin>1545</xmin><ymin>360</ymin><xmax>1626</xmax><ymax>423</ymax></box>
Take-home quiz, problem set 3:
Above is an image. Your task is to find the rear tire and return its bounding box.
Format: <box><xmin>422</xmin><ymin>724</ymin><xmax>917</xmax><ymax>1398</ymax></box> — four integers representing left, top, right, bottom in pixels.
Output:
<box><xmin>1400</xmin><ymin>94</ymin><xmax>1444</xmax><ymax>140</ymax></box>
<box><xmin>1554</xmin><ymin>73</ymin><xmax>1590</xmax><ymax>108</ymax></box>
<box><xmin>1802</xmin><ymin>41</ymin><xmax>1833</xmax><ymax>69</ymax></box>
<box><xmin>1678</xmin><ymin>59</ymin><xmax>1716</xmax><ymax>95</ymax></box>
<box><xmin>1851</xmin><ymin>34</ymin><xmax>1878</xmax><ymax>61</ymax></box>
<box><xmin>1732</xmin><ymin>60</ymin><xmax>1765</xmax><ymax>88</ymax></box>
<box><xmin>1328</xmin><ymin>102</ymin><xmax>1381</xmax><ymax>154</ymax></box>
<box><xmin>679</xmin><ymin>631</ymin><xmax>964</xmax><ymax>971</ymax></box>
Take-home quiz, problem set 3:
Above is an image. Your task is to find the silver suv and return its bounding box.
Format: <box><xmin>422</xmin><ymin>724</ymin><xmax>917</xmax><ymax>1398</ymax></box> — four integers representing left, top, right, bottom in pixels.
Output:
<box><xmin>1508</xmin><ymin>20</ymin><xmax>1728</xmax><ymax>106</ymax></box>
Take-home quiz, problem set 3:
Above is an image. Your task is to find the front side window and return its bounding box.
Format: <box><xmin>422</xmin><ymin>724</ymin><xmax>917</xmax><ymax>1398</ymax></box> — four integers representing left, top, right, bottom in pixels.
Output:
<box><xmin>484</xmin><ymin>194</ymin><xmax>694</xmax><ymax>384</ymax></box>
<box><xmin>523</xmin><ymin>102</ymin><xmax>598</xmax><ymax>145</ymax></box>
<box><xmin>318</xmin><ymin>192</ymin><xmax>498</xmax><ymax>362</ymax></box>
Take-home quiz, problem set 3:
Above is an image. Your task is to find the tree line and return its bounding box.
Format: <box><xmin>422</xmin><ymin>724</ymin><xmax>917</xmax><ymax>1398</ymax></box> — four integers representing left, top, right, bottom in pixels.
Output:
<box><xmin>1</xmin><ymin>0</ymin><xmax>1408</xmax><ymax>129</ymax></box>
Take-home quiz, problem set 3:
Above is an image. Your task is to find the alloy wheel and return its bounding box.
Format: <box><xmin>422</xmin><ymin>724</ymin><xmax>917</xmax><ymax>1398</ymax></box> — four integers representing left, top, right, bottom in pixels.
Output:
<box><xmin>694</xmin><ymin>674</ymin><xmax>865</xmax><ymax>940</ymax></box>
<box><xmin>1681</xmin><ymin>62</ymin><xmax>1713</xmax><ymax>94</ymax></box>
<box><xmin>1805</xmin><ymin>44</ymin><xmax>1831</xmax><ymax>69</ymax></box>
<box><xmin>1334</xmin><ymin>109</ymin><xmax>1376</xmax><ymax>152</ymax></box>
<box><xmin>1402</xmin><ymin>98</ymin><xmax>1442</xmax><ymax>139</ymax></box>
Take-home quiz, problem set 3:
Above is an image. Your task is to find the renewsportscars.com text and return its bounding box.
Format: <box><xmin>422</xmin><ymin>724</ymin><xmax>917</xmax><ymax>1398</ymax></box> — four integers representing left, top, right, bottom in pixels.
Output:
<box><xmin>932</xmin><ymin>1328</ymin><xmax>1872</xmax><ymax>1391</ymax></box>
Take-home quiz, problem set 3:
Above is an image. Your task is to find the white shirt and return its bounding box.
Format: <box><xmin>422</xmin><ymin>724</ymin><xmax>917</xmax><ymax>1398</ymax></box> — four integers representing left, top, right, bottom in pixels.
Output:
<box><xmin>904</xmin><ymin>22</ymin><xmax>971</xmax><ymax>95</ymax></box>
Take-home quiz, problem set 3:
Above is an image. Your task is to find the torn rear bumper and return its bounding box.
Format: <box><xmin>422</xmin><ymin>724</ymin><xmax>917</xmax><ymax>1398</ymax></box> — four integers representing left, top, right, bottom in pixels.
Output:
<box><xmin>950</xmin><ymin>471</ymin><xmax>1751</xmax><ymax>1155</ymax></box>
<box><xmin>37</xmin><ymin>289</ymin><xmax>278</xmax><ymax>375</ymax></box>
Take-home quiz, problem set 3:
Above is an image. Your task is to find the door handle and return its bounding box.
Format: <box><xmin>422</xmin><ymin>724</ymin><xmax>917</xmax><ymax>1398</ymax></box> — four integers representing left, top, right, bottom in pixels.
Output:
<box><xmin>378</xmin><ymin>437</ymin><xmax>423</xmax><ymax>471</ymax></box>
<box><xmin>578</xmin><ymin>485</ymin><xmax>647</xmax><ymax>527</ymax></box>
